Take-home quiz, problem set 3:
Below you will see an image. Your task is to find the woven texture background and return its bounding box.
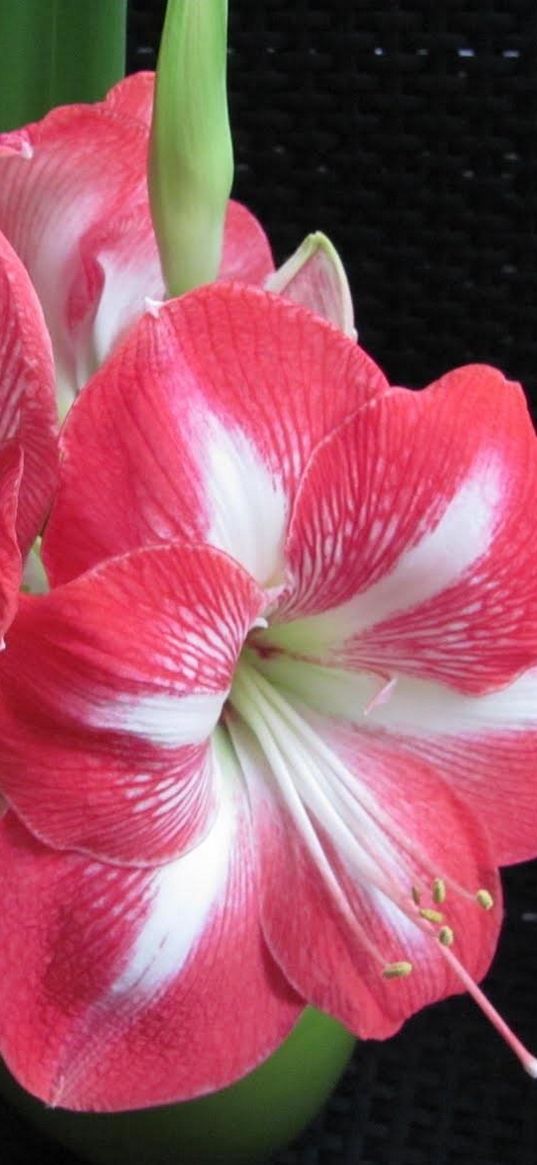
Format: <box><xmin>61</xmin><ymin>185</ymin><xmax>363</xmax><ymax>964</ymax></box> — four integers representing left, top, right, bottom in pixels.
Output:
<box><xmin>4</xmin><ymin>3</ymin><xmax>537</xmax><ymax>1164</ymax></box>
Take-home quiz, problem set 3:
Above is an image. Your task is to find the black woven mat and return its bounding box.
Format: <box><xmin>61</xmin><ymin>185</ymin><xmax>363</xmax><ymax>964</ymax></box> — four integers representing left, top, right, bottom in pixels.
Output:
<box><xmin>4</xmin><ymin>3</ymin><xmax>537</xmax><ymax>1163</ymax></box>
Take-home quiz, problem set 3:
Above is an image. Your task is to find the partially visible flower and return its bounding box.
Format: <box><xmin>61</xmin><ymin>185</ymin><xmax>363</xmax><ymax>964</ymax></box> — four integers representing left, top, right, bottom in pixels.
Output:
<box><xmin>0</xmin><ymin>229</ymin><xmax>58</xmax><ymax>633</ymax></box>
<box><xmin>0</xmin><ymin>284</ymin><xmax>534</xmax><ymax>1111</ymax></box>
<box><xmin>0</xmin><ymin>73</ymin><xmax>354</xmax><ymax>414</ymax></box>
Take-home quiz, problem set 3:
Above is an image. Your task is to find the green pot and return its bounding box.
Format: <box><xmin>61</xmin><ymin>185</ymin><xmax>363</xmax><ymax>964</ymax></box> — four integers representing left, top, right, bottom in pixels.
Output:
<box><xmin>1</xmin><ymin>1008</ymin><xmax>355</xmax><ymax>1165</ymax></box>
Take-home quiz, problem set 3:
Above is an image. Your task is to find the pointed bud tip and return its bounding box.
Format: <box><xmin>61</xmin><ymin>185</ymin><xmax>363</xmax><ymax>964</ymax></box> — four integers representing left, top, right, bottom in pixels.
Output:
<box><xmin>525</xmin><ymin>1057</ymin><xmax>537</xmax><ymax>1079</ymax></box>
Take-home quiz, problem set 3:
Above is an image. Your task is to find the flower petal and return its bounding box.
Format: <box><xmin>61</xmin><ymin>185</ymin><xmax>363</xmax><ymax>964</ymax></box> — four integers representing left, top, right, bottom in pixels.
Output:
<box><xmin>104</xmin><ymin>71</ymin><xmax>155</xmax><ymax>128</ymax></box>
<box><xmin>269</xmin><ymin>366</ymin><xmax>537</xmax><ymax>692</ymax></box>
<box><xmin>220</xmin><ymin>200</ymin><xmax>275</xmax><ymax>284</ymax></box>
<box><xmin>226</xmin><ymin>685</ymin><xmax>501</xmax><ymax>1039</ymax></box>
<box><xmin>0</xmin><ymin>441</ymin><xmax>23</xmax><ymax>636</ymax></box>
<box><xmin>0</xmin><ymin>102</ymin><xmax>151</xmax><ymax>405</ymax></box>
<box><xmin>78</xmin><ymin>199</ymin><xmax>275</xmax><ymax>391</ymax></box>
<box><xmin>0</xmin><ymin>229</ymin><xmax>58</xmax><ymax>552</ymax></box>
<box><xmin>0</xmin><ymin>777</ymin><xmax>300</xmax><ymax>1110</ymax></box>
<box><xmin>252</xmin><ymin>655</ymin><xmax>537</xmax><ymax>867</ymax></box>
<box><xmin>0</xmin><ymin>542</ymin><xmax>264</xmax><ymax>864</ymax></box>
<box><xmin>0</xmin><ymin>90</ymin><xmax>273</xmax><ymax>407</ymax></box>
<box><xmin>44</xmin><ymin>283</ymin><xmax>388</xmax><ymax>587</ymax></box>
<box><xmin>265</xmin><ymin>232</ymin><xmax>355</xmax><ymax>336</ymax></box>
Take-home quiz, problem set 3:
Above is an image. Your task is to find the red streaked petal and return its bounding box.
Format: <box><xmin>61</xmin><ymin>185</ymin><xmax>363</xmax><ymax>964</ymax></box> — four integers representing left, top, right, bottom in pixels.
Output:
<box><xmin>0</xmin><ymin>441</ymin><xmax>23</xmax><ymax>636</ymax></box>
<box><xmin>44</xmin><ymin>283</ymin><xmax>388</xmax><ymax>587</ymax></box>
<box><xmin>252</xmin><ymin>655</ymin><xmax>537</xmax><ymax>868</ymax></box>
<box><xmin>0</xmin><ymin>542</ymin><xmax>264</xmax><ymax>864</ymax></box>
<box><xmin>0</xmin><ymin>230</ymin><xmax>58</xmax><ymax>552</ymax></box>
<box><xmin>0</xmin><ymin>77</ymin><xmax>274</xmax><ymax>405</ymax></box>
<box><xmin>0</xmin><ymin>103</ymin><xmax>151</xmax><ymax>403</ymax></box>
<box><xmin>265</xmin><ymin>232</ymin><xmax>354</xmax><ymax>335</ymax></box>
<box><xmin>0</xmin><ymin>786</ymin><xmax>300</xmax><ymax>1110</ymax></box>
<box><xmin>226</xmin><ymin>696</ymin><xmax>501</xmax><ymax>1039</ymax></box>
<box><xmin>271</xmin><ymin>366</ymin><xmax>537</xmax><ymax>692</ymax></box>
<box><xmin>357</xmin><ymin>670</ymin><xmax>537</xmax><ymax>868</ymax></box>
<box><xmin>104</xmin><ymin>71</ymin><xmax>155</xmax><ymax>128</ymax></box>
<box><xmin>73</xmin><ymin>198</ymin><xmax>275</xmax><ymax>389</ymax></box>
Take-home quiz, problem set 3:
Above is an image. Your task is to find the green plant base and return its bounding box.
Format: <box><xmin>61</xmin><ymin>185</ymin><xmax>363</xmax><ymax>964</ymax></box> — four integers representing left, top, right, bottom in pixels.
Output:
<box><xmin>0</xmin><ymin>1008</ymin><xmax>355</xmax><ymax>1165</ymax></box>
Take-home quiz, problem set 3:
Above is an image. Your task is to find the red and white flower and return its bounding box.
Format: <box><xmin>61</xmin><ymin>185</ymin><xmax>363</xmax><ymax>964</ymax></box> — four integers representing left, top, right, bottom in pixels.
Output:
<box><xmin>0</xmin><ymin>282</ymin><xmax>535</xmax><ymax>1111</ymax></box>
<box><xmin>0</xmin><ymin>73</ymin><xmax>354</xmax><ymax>414</ymax></box>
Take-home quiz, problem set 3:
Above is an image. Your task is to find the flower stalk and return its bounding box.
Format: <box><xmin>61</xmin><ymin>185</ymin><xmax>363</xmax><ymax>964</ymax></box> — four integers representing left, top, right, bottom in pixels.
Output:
<box><xmin>149</xmin><ymin>0</ymin><xmax>234</xmax><ymax>296</ymax></box>
<box><xmin>0</xmin><ymin>0</ymin><xmax>127</xmax><ymax>131</ymax></box>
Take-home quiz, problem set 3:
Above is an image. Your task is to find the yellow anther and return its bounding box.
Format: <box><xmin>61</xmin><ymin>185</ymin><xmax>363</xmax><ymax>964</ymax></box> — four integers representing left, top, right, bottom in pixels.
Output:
<box><xmin>432</xmin><ymin>878</ymin><xmax>446</xmax><ymax>905</ymax></box>
<box><xmin>411</xmin><ymin>885</ymin><xmax>421</xmax><ymax>905</ymax></box>
<box><xmin>476</xmin><ymin>889</ymin><xmax>494</xmax><ymax>911</ymax></box>
<box><xmin>382</xmin><ymin>961</ymin><xmax>413</xmax><ymax>980</ymax></box>
<box><xmin>419</xmin><ymin>908</ymin><xmax>444</xmax><ymax>925</ymax></box>
<box><xmin>438</xmin><ymin>926</ymin><xmax>454</xmax><ymax>947</ymax></box>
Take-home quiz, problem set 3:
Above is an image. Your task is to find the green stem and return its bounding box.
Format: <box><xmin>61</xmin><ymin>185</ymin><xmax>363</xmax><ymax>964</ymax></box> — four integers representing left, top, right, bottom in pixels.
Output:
<box><xmin>0</xmin><ymin>0</ymin><xmax>127</xmax><ymax>131</ymax></box>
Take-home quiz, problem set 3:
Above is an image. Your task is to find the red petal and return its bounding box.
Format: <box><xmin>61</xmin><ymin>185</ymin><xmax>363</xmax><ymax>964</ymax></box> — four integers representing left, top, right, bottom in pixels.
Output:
<box><xmin>0</xmin><ymin>82</ymin><xmax>274</xmax><ymax>404</ymax></box>
<box><xmin>359</xmin><ymin>668</ymin><xmax>537</xmax><ymax>866</ymax></box>
<box><xmin>227</xmin><ymin>703</ymin><xmax>501</xmax><ymax>1039</ymax></box>
<box><xmin>252</xmin><ymin>655</ymin><xmax>537</xmax><ymax>868</ymax></box>
<box><xmin>73</xmin><ymin>200</ymin><xmax>275</xmax><ymax>384</ymax></box>
<box><xmin>221</xmin><ymin>201</ymin><xmax>275</xmax><ymax>285</ymax></box>
<box><xmin>44</xmin><ymin>284</ymin><xmax>388</xmax><ymax>586</ymax></box>
<box><xmin>0</xmin><ymin>103</ymin><xmax>152</xmax><ymax>403</ymax></box>
<box><xmin>0</xmin><ymin>795</ymin><xmax>300</xmax><ymax>1110</ymax></box>
<box><xmin>0</xmin><ymin>441</ymin><xmax>23</xmax><ymax>636</ymax></box>
<box><xmin>0</xmin><ymin>542</ymin><xmax>264</xmax><ymax>864</ymax></box>
<box><xmin>0</xmin><ymin>230</ymin><xmax>58</xmax><ymax>552</ymax></box>
<box><xmin>104</xmin><ymin>72</ymin><xmax>155</xmax><ymax>128</ymax></box>
<box><xmin>274</xmin><ymin>366</ymin><xmax>537</xmax><ymax>692</ymax></box>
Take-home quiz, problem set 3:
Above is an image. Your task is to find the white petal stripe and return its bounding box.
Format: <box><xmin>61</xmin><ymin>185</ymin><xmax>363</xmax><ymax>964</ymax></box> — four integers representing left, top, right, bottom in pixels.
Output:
<box><xmin>110</xmin><ymin>772</ymin><xmax>234</xmax><ymax>998</ymax></box>
<box><xmin>85</xmin><ymin>690</ymin><xmax>226</xmax><ymax>747</ymax></box>
<box><xmin>272</xmin><ymin>457</ymin><xmax>503</xmax><ymax>654</ymax></box>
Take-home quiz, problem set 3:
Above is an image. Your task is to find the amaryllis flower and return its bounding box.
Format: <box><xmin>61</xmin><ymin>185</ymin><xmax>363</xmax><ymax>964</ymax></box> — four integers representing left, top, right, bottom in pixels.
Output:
<box><xmin>0</xmin><ymin>73</ymin><xmax>353</xmax><ymax>413</ymax></box>
<box><xmin>0</xmin><ymin>283</ymin><xmax>535</xmax><ymax>1111</ymax></box>
<box><xmin>0</xmin><ymin>229</ymin><xmax>57</xmax><ymax>638</ymax></box>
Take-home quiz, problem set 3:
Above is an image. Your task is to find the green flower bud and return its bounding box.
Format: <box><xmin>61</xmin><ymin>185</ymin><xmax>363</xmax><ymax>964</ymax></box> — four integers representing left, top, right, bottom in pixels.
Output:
<box><xmin>149</xmin><ymin>0</ymin><xmax>233</xmax><ymax>297</ymax></box>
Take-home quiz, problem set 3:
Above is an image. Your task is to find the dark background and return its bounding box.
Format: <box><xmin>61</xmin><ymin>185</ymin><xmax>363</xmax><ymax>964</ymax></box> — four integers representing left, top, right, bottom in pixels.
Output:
<box><xmin>5</xmin><ymin>3</ymin><xmax>537</xmax><ymax>1164</ymax></box>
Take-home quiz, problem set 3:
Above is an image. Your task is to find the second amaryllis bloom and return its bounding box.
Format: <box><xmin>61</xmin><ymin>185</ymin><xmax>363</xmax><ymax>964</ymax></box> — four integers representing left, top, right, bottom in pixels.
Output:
<box><xmin>0</xmin><ymin>72</ymin><xmax>354</xmax><ymax>414</ymax></box>
<box><xmin>0</xmin><ymin>283</ymin><xmax>535</xmax><ymax>1111</ymax></box>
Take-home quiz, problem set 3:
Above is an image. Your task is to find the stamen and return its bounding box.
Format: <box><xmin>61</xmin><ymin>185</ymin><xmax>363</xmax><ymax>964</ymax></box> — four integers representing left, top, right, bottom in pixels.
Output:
<box><xmin>363</xmin><ymin>676</ymin><xmax>397</xmax><ymax>716</ymax></box>
<box><xmin>432</xmin><ymin>878</ymin><xmax>446</xmax><ymax>904</ymax></box>
<box><xmin>229</xmin><ymin>660</ymin><xmax>531</xmax><ymax>1075</ymax></box>
<box><xmin>419</xmin><ymin>908</ymin><xmax>444</xmax><ymax>925</ymax></box>
<box><xmin>440</xmin><ymin>944</ymin><xmax>537</xmax><ymax>1078</ymax></box>
<box><xmin>382</xmin><ymin>961</ymin><xmax>413</xmax><ymax>979</ymax></box>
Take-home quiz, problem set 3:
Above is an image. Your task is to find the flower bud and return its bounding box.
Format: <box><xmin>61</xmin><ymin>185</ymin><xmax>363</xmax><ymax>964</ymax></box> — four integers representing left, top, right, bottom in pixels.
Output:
<box><xmin>149</xmin><ymin>0</ymin><xmax>233</xmax><ymax>296</ymax></box>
